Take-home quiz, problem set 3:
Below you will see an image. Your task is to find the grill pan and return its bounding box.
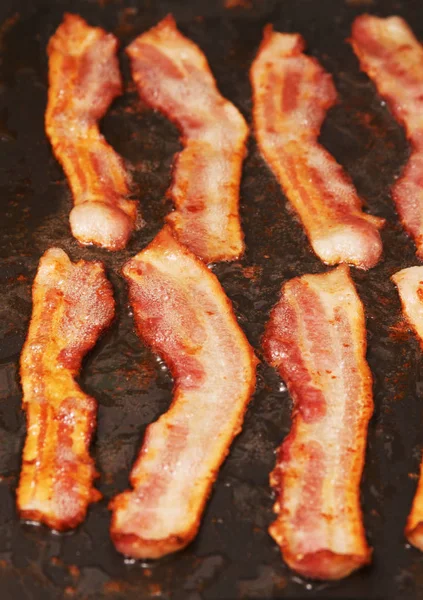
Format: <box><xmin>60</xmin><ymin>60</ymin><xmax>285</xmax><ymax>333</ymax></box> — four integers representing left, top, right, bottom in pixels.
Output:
<box><xmin>0</xmin><ymin>0</ymin><xmax>423</xmax><ymax>598</ymax></box>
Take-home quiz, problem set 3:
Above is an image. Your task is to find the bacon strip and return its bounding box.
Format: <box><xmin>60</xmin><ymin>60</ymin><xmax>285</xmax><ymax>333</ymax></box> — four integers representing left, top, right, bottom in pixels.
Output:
<box><xmin>250</xmin><ymin>27</ymin><xmax>384</xmax><ymax>270</ymax></box>
<box><xmin>262</xmin><ymin>265</ymin><xmax>373</xmax><ymax>580</ymax></box>
<box><xmin>46</xmin><ymin>14</ymin><xmax>137</xmax><ymax>251</ymax></box>
<box><xmin>17</xmin><ymin>248</ymin><xmax>115</xmax><ymax>530</ymax></box>
<box><xmin>392</xmin><ymin>266</ymin><xmax>423</xmax><ymax>551</ymax></box>
<box><xmin>109</xmin><ymin>226</ymin><xmax>257</xmax><ymax>558</ymax></box>
<box><xmin>351</xmin><ymin>15</ymin><xmax>423</xmax><ymax>259</ymax></box>
<box><xmin>126</xmin><ymin>16</ymin><xmax>248</xmax><ymax>263</ymax></box>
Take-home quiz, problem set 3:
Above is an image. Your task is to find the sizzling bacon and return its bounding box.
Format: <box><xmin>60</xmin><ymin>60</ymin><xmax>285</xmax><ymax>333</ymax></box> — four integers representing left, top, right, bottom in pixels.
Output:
<box><xmin>262</xmin><ymin>265</ymin><xmax>373</xmax><ymax>580</ymax></box>
<box><xmin>109</xmin><ymin>226</ymin><xmax>257</xmax><ymax>558</ymax></box>
<box><xmin>250</xmin><ymin>27</ymin><xmax>384</xmax><ymax>270</ymax></box>
<box><xmin>392</xmin><ymin>266</ymin><xmax>423</xmax><ymax>551</ymax></box>
<box><xmin>17</xmin><ymin>248</ymin><xmax>115</xmax><ymax>530</ymax></box>
<box><xmin>351</xmin><ymin>15</ymin><xmax>423</xmax><ymax>259</ymax></box>
<box><xmin>46</xmin><ymin>14</ymin><xmax>137</xmax><ymax>251</ymax></box>
<box><xmin>126</xmin><ymin>15</ymin><xmax>248</xmax><ymax>263</ymax></box>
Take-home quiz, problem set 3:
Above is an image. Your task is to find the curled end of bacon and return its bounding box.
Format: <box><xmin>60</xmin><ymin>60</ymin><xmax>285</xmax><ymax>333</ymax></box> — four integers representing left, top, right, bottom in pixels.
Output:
<box><xmin>251</xmin><ymin>26</ymin><xmax>384</xmax><ymax>270</ymax></box>
<box><xmin>109</xmin><ymin>226</ymin><xmax>257</xmax><ymax>559</ymax></box>
<box><xmin>392</xmin><ymin>266</ymin><xmax>423</xmax><ymax>551</ymax></box>
<box><xmin>126</xmin><ymin>15</ymin><xmax>248</xmax><ymax>263</ymax></box>
<box><xmin>69</xmin><ymin>200</ymin><xmax>136</xmax><ymax>252</ymax></box>
<box><xmin>268</xmin><ymin>531</ymin><xmax>371</xmax><ymax>581</ymax></box>
<box><xmin>110</xmin><ymin>497</ymin><xmax>194</xmax><ymax>559</ymax></box>
<box><xmin>17</xmin><ymin>248</ymin><xmax>115</xmax><ymax>530</ymax></box>
<box><xmin>263</xmin><ymin>265</ymin><xmax>373</xmax><ymax>579</ymax></box>
<box><xmin>46</xmin><ymin>14</ymin><xmax>137</xmax><ymax>251</ymax></box>
<box><xmin>311</xmin><ymin>214</ymin><xmax>384</xmax><ymax>271</ymax></box>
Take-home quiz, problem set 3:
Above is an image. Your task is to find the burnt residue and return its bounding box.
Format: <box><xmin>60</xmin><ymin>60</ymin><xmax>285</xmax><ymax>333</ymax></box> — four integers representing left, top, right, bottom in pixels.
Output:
<box><xmin>1</xmin><ymin>0</ymin><xmax>423</xmax><ymax>598</ymax></box>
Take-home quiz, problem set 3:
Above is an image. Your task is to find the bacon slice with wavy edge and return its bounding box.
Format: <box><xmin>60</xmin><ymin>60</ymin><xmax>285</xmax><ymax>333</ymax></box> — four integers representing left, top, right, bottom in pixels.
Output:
<box><xmin>126</xmin><ymin>15</ymin><xmax>248</xmax><ymax>263</ymax></box>
<box><xmin>46</xmin><ymin>14</ymin><xmax>137</xmax><ymax>251</ymax></box>
<box><xmin>109</xmin><ymin>226</ymin><xmax>257</xmax><ymax>558</ymax></box>
<box><xmin>392</xmin><ymin>266</ymin><xmax>423</xmax><ymax>551</ymax></box>
<box><xmin>351</xmin><ymin>15</ymin><xmax>423</xmax><ymax>259</ymax></box>
<box><xmin>250</xmin><ymin>26</ymin><xmax>384</xmax><ymax>270</ymax></box>
<box><xmin>17</xmin><ymin>248</ymin><xmax>115</xmax><ymax>530</ymax></box>
<box><xmin>262</xmin><ymin>265</ymin><xmax>373</xmax><ymax>580</ymax></box>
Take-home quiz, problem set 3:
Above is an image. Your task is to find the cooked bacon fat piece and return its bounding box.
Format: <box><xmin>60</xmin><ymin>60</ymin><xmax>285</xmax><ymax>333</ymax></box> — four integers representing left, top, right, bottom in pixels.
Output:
<box><xmin>110</xmin><ymin>226</ymin><xmax>257</xmax><ymax>558</ymax></box>
<box><xmin>263</xmin><ymin>265</ymin><xmax>373</xmax><ymax>580</ymax></box>
<box><xmin>351</xmin><ymin>15</ymin><xmax>423</xmax><ymax>259</ymax></box>
<box><xmin>17</xmin><ymin>248</ymin><xmax>115</xmax><ymax>530</ymax></box>
<box><xmin>392</xmin><ymin>266</ymin><xmax>423</xmax><ymax>551</ymax></box>
<box><xmin>250</xmin><ymin>27</ymin><xmax>384</xmax><ymax>269</ymax></box>
<box><xmin>46</xmin><ymin>14</ymin><xmax>137</xmax><ymax>250</ymax></box>
<box><xmin>126</xmin><ymin>15</ymin><xmax>248</xmax><ymax>263</ymax></box>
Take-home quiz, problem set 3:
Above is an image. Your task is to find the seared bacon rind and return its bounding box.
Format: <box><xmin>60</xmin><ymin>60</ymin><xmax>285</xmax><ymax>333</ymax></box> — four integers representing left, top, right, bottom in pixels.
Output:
<box><xmin>392</xmin><ymin>266</ymin><xmax>423</xmax><ymax>550</ymax></box>
<box><xmin>46</xmin><ymin>14</ymin><xmax>137</xmax><ymax>251</ymax></box>
<box><xmin>250</xmin><ymin>27</ymin><xmax>384</xmax><ymax>270</ymax></box>
<box><xmin>126</xmin><ymin>16</ymin><xmax>248</xmax><ymax>263</ymax></box>
<box><xmin>17</xmin><ymin>248</ymin><xmax>115</xmax><ymax>530</ymax></box>
<box><xmin>262</xmin><ymin>265</ymin><xmax>373</xmax><ymax>580</ymax></box>
<box><xmin>351</xmin><ymin>15</ymin><xmax>423</xmax><ymax>259</ymax></box>
<box><xmin>110</xmin><ymin>226</ymin><xmax>257</xmax><ymax>558</ymax></box>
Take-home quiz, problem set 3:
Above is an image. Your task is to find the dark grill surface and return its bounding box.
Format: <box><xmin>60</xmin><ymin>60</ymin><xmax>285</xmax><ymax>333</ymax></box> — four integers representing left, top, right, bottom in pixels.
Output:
<box><xmin>1</xmin><ymin>0</ymin><xmax>423</xmax><ymax>598</ymax></box>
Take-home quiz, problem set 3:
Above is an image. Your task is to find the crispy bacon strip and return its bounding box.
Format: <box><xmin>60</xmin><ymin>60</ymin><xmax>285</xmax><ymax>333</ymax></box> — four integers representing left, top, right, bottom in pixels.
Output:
<box><xmin>126</xmin><ymin>16</ymin><xmax>248</xmax><ymax>263</ymax></box>
<box><xmin>262</xmin><ymin>265</ymin><xmax>373</xmax><ymax>580</ymax></box>
<box><xmin>46</xmin><ymin>14</ymin><xmax>137</xmax><ymax>250</ymax></box>
<box><xmin>17</xmin><ymin>248</ymin><xmax>115</xmax><ymax>530</ymax></box>
<box><xmin>250</xmin><ymin>27</ymin><xmax>384</xmax><ymax>270</ymax></box>
<box><xmin>110</xmin><ymin>226</ymin><xmax>257</xmax><ymax>558</ymax></box>
<box><xmin>351</xmin><ymin>15</ymin><xmax>423</xmax><ymax>259</ymax></box>
<box><xmin>392</xmin><ymin>266</ymin><xmax>423</xmax><ymax>551</ymax></box>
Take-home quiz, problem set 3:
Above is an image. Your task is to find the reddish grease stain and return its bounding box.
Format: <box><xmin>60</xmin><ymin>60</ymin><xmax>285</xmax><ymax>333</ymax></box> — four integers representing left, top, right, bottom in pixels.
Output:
<box><xmin>224</xmin><ymin>0</ymin><xmax>252</xmax><ymax>8</ymax></box>
<box><xmin>148</xmin><ymin>583</ymin><xmax>162</xmax><ymax>597</ymax></box>
<box><xmin>242</xmin><ymin>265</ymin><xmax>262</xmax><ymax>281</ymax></box>
<box><xmin>68</xmin><ymin>564</ymin><xmax>80</xmax><ymax>579</ymax></box>
<box><xmin>389</xmin><ymin>319</ymin><xmax>412</xmax><ymax>342</ymax></box>
<box><xmin>103</xmin><ymin>580</ymin><xmax>133</xmax><ymax>593</ymax></box>
<box><xmin>114</xmin><ymin>7</ymin><xmax>138</xmax><ymax>38</ymax></box>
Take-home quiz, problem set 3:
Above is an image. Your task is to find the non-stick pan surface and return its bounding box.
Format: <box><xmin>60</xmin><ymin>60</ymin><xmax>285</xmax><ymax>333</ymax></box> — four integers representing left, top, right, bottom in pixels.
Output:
<box><xmin>1</xmin><ymin>0</ymin><xmax>422</xmax><ymax>598</ymax></box>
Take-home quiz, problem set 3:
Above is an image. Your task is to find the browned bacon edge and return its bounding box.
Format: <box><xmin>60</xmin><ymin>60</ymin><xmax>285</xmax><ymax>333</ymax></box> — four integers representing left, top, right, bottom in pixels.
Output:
<box><xmin>126</xmin><ymin>15</ymin><xmax>248</xmax><ymax>263</ymax></box>
<box><xmin>351</xmin><ymin>15</ymin><xmax>423</xmax><ymax>260</ymax></box>
<box><xmin>262</xmin><ymin>265</ymin><xmax>373</xmax><ymax>580</ymax></box>
<box><xmin>46</xmin><ymin>13</ymin><xmax>137</xmax><ymax>251</ymax></box>
<box><xmin>250</xmin><ymin>25</ymin><xmax>384</xmax><ymax>270</ymax></box>
<box><xmin>17</xmin><ymin>248</ymin><xmax>115</xmax><ymax>530</ymax></box>
<box><xmin>392</xmin><ymin>266</ymin><xmax>423</xmax><ymax>551</ymax></box>
<box><xmin>109</xmin><ymin>226</ymin><xmax>257</xmax><ymax>558</ymax></box>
